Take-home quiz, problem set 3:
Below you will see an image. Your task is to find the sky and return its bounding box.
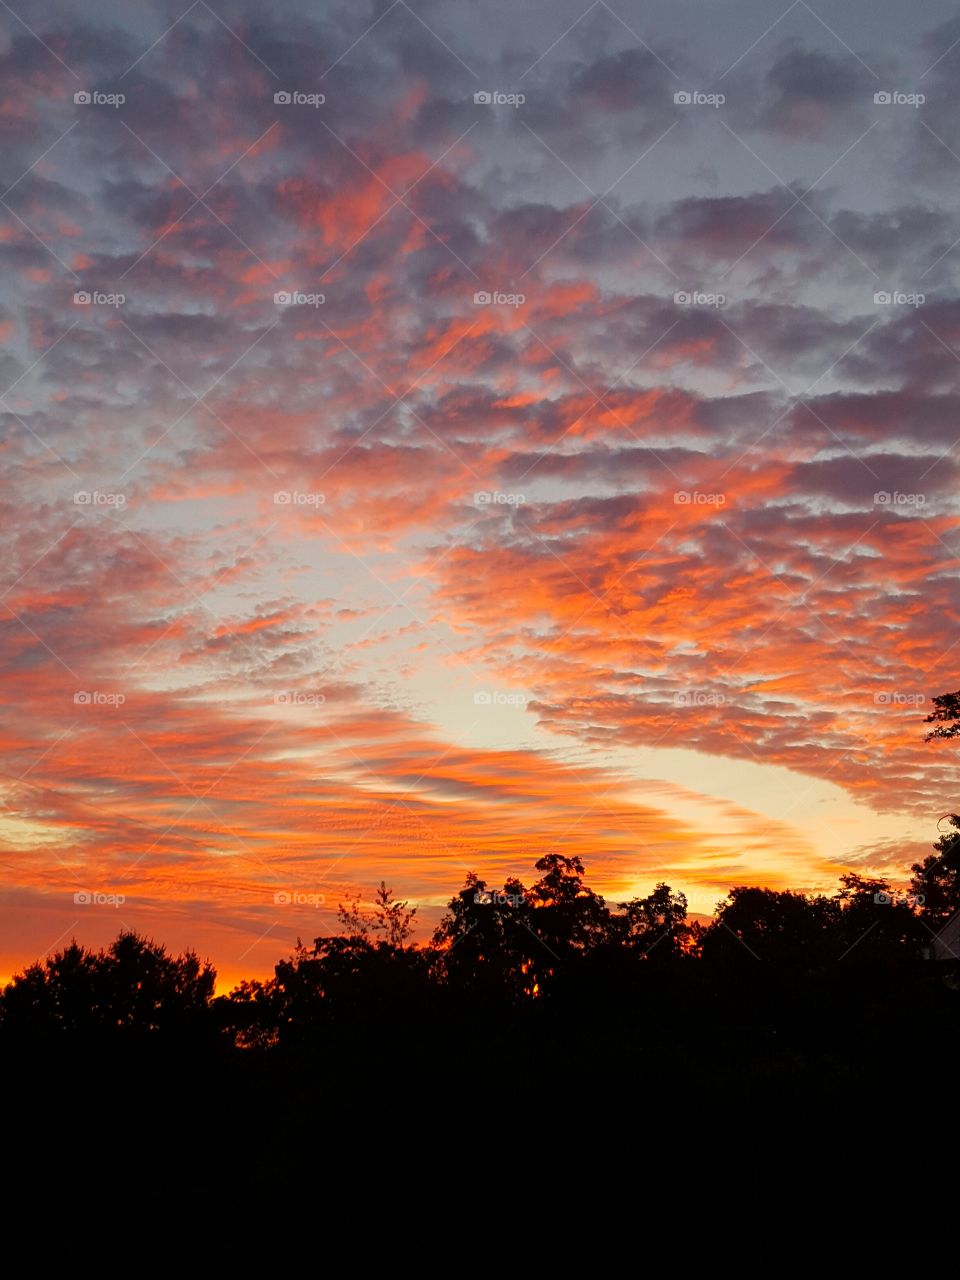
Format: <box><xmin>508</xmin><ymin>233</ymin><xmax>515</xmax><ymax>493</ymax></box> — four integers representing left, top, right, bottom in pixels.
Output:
<box><xmin>1</xmin><ymin>0</ymin><xmax>959</xmax><ymax>986</ymax></box>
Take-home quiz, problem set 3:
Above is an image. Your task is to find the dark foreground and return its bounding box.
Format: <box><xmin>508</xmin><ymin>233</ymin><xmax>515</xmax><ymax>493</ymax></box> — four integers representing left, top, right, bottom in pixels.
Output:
<box><xmin>3</xmin><ymin>958</ymin><xmax>957</xmax><ymax>1265</ymax></box>
<box><xmin>5</xmin><ymin>851</ymin><xmax>960</xmax><ymax>1259</ymax></box>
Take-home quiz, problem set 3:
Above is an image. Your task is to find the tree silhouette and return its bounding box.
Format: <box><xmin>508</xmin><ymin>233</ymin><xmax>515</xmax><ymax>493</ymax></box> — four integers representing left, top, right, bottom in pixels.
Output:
<box><xmin>0</xmin><ymin>931</ymin><xmax>215</xmax><ymax>1040</ymax></box>
<box><xmin>832</xmin><ymin>873</ymin><xmax>925</xmax><ymax>960</ymax></box>
<box><xmin>2</xmin><ymin>852</ymin><xmax>954</xmax><ymax>1068</ymax></box>
<box><xmin>336</xmin><ymin>893</ymin><xmax>371</xmax><ymax>940</ymax></box>
<box><xmin>1</xmin><ymin>940</ymin><xmax>101</xmax><ymax>1035</ymax></box>
<box><xmin>432</xmin><ymin>871</ymin><xmax>534</xmax><ymax>996</ymax></box>
<box><xmin>910</xmin><ymin>816</ymin><xmax>960</xmax><ymax>930</ymax></box>
<box><xmin>700</xmin><ymin>887</ymin><xmax>837</xmax><ymax>964</ymax></box>
<box><xmin>529</xmin><ymin>853</ymin><xmax>608</xmax><ymax>947</ymax></box>
<box><xmin>615</xmin><ymin>883</ymin><xmax>692</xmax><ymax>960</ymax></box>
<box><xmin>912</xmin><ymin>690</ymin><xmax>960</xmax><ymax>940</ymax></box>
<box><xmin>336</xmin><ymin>881</ymin><xmax>417</xmax><ymax>945</ymax></box>
<box><xmin>369</xmin><ymin>881</ymin><xmax>418</xmax><ymax>947</ymax></box>
<box><xmin>222</xmin><ymin>884</ymin><xmax>428</xmax><ymax>1049</ymax></box>
<box><xmin>925</xmin><ymin>689</ymin><xmax>960</xmax><ymax>741</ymax></box>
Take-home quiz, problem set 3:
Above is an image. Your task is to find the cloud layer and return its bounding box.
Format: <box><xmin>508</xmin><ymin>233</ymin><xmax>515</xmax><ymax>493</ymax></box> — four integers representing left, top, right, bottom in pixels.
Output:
<box><xmin>1</xmin><ymin>0</ymin><xmax>958</xmax><ymax>977</ymax></box>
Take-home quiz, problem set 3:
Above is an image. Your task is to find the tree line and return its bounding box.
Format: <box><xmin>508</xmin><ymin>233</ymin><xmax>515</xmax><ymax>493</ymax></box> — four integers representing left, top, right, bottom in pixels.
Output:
<box><xmin>1</xmin><ymin>688</ymin><xmax>957</xmax><ymax>1048</ymax></box>
<box><xmin>2</xmin><ymin>823</ymin><xmax>957</xmax><ymax>1048</ymax></box>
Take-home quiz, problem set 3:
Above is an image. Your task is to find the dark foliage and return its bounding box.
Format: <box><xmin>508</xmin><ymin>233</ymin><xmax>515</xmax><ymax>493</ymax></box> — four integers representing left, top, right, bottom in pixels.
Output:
<box><xmin>924</xmin><ymin>688</ymin><xmax>960</xmax><ymax>741</ymax></box>
<box><xmin>3</xmin><ymin>695</ymin><xmax>958</xmax><ymax>1249</ymax></box>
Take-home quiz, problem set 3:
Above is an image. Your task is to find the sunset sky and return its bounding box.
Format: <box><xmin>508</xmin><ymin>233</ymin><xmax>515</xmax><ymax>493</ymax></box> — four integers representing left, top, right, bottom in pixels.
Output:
<box><xmin>2</xmin><ymin>0</ymin><xmax>959</xmax><ymax>985</ymax></box>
